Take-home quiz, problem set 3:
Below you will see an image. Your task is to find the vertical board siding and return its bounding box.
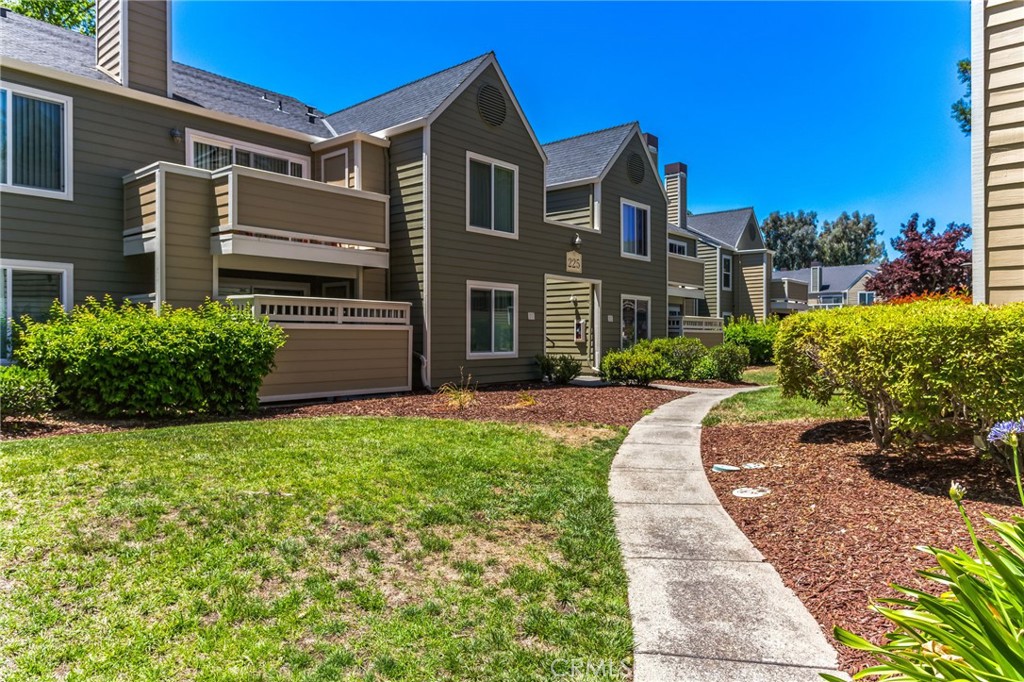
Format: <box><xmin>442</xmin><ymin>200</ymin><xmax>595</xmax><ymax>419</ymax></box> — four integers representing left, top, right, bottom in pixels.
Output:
<box><xmin>544</xmin><ymin>279</ymin><xmax>593</xmax><ymax>365</ymax></box>
<box><xmin>95</xmin><ymin>0</ymin><xmax>122</xmax><ymax>82</ymax></box>
<box><xmin>387</xmin><ymin>131</ymin><xmax>427</xmax><ymax>364</ymax></box>
<box><xmin>545</xmin><ymin>186</ymin><xmax>593</xmax><ymax>227</ymax></box>
<box><xmin>163</xmin><ymin>171</ymin><xmax>215</xmax><ymax>307</ymax></box>
<box><xmin>125</xmin><ymin>0</ymin><xmax>168</xmax><ymax>96</ymax></box>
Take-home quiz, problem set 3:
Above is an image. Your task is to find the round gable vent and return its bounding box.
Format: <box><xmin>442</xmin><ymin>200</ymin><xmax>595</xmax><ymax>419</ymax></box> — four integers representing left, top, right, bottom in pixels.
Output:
<box><xmin>477</xmin><ymin>83</ymin><xmax>507</xmax><ymax>127</ymax></box>
<box><xmin>626</xmin><ymin>153</ymin><xmax>645</xmax><ymax>184</ymax></box>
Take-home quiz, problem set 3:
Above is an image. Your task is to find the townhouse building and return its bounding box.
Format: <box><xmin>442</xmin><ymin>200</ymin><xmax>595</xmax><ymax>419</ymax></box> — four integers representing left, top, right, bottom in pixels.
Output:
<box><xmin>777</xmin><ymin>264</ymin><xmax>880</xmax><ymax>309</ymax></box>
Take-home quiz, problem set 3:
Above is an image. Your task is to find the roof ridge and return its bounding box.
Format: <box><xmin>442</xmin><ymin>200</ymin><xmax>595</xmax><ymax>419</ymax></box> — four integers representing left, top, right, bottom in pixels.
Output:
<box><xmin>690</xmin><ymin>206</ymin><xmax>755</xmax><ymax>217</ymax></box>
<box><xmin>542</xmin><ymin>121</ymin><xmax>637</xmax><ymax>147</ymax></box>
<box><xmin>326</xmin><ymin>52</ymin><xmax>492</xmax><ymax>118</ymax></box>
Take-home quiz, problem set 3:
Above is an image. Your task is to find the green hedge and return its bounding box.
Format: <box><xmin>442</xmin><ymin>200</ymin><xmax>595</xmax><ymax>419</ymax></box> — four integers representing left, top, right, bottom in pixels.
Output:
<box><xmin>774</xmin><ymin>300</ymin><xmax>1024</xmax><ymax>448</ymax></box>
<box><xmin>599</xmin><ymin>346</ymin><xmax>666</xmax><ymax>386</ymax></box>
<box><xmin>0</xmin><ymin>365</ymin><xmax>56</xmax><ymax>420</ymax></box>
<box><xmin>15</xmin><ymin>298</ymin><xmax>287</xmax><ymax>417</ymax></box>
<box><xmin>600</xmin><ymin>338</ymin><xmax>749</xmax><ymax>385</ymax></box>
<box><xmin>723</xmin><ymin>316</ymin><xmax>780</xmax><ymax>365</ymax></box>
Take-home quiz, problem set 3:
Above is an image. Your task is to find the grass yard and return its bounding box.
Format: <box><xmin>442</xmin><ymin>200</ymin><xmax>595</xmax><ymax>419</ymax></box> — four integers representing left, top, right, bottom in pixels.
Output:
<box><xmin>740</xmin><ymin>365</ymin><xmax>778</xmax><ymax>386</ymax></box>
<box><xmin>1</xmin><ymin>417</ymin><xmax>631</xmax><ymax>681</ymax></box>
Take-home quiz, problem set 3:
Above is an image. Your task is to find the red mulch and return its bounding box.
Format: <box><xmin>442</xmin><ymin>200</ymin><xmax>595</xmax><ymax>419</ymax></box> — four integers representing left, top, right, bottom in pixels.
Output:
<box><xmin>1</xmin><ymin>383</ymin><xmax>687</xmax><ymax>440</ymax></box>
<box><xmin>701</xmin><ymin>419</ymin><xmax>1021</xmax><ymax>673</ymax></box>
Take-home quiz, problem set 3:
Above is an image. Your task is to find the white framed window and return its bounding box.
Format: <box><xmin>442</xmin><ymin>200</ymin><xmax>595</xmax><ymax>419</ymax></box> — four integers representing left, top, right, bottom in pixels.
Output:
<box><xmin>621</xmin><ymin>199</ymin><xmax>650</xmax><ymax>261</ymax></box>
<box><xmin>0</xmin><ymin>82</ymin><xmax>73</xmax><ymax>200</ymax></box>
<box><xmin>186</xmin><ymin>129</ymin><xmax>309</xmax><ymax>179</ymax></box>
<box><xmin>466</xmin><ymin>152</ymin><xmax>518</xmax><ymax>238</ymax></box>
<box><xmin>621</xmin><ymin>295</ymin><xmax>651</xmax><ymax>348</ymax></box>
<box><xmin>722</xmin><ymin>254</ymin><xmax>733</xmax><ymax>291</ymax></box>
<box><xmin>858</xmin><ymin>291</ymin><xmax>876</xmax><ymax>306</ymax></box>
<box><xmin>1</xmin><ymin>259</ymin><xmax>73</xmax><ymax>360</ymax></box>
<box><xmin>466</xmin><ymin>280</ymin><xmax>517</xmax><ymax>358</ymax></box>
<box><xmin>668</xmin><ymin>239</ymin><xmax>689</xmax><ymax>257</ymax></box>
<box><xmin>320</xmin><ymin>148</ymin><xmax>349</xmax><ymax>187</ymax></box>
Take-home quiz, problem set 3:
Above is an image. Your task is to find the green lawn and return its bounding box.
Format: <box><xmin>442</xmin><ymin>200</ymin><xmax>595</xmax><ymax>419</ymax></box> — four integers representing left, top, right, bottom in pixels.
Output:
<box><xmin>0</xmin><ymin>417</ymin><xmax>631</xmax><ymax>681</ymax></box>
<box><xmin>703</xmin><ymin>386</ymin><xmax>861</xmax><ymax>427</ymax></box>
<box><xmin>741</xmin><ymin>365</ymin><xmax>778</xmax><ymax>386</ymax></box>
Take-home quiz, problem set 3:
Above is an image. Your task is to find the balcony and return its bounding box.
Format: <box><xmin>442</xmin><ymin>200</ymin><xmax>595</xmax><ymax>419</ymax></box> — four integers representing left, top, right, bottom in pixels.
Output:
<box><xmin>681</xmin><ymin>316</ymin><xmax>723</xmax><ymax>333</ymax></box>
<box><xmin>668</xmin><ymin>255</ymin><xmax>705</xmax><ymax>289</ymax></box>
<box><xmin>770</xmin><ymin>278</ymin><xmax>809</xmax><ymax>313</ymax></box>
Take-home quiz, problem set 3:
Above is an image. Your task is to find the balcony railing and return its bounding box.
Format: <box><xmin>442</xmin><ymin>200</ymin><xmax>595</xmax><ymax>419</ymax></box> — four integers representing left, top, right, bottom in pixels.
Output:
<box><xmin>228</xmin><ymin>295</ymin><xmax>411</xmax><ymax>326</ymax></box>
<box><xmin>680</xmin><ymin>316</ymin><xmax>723</xmax><ymax>332</ymax></box>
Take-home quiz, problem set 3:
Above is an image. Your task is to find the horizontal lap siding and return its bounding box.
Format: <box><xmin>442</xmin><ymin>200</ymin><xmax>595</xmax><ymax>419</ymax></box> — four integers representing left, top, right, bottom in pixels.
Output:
<box><xmin>313</xmin><ymin>141</ymin><xmax>355</xmax><ymax>187</ymax></box>
<box><xmin>362</xmin><ymin>268</ymin><xmax>386</xmax><ymax>299</ymax></box>
<box><xmin>126</xmin><ymin>1</ymin><xmax>168</xmax><ymax>96</ymax></box>
<box><xmin>983</xmin><ymin>1</ymin><xmax>1024</xmax><ymax>304</ymax></box>
<box><xmin>124</xmin><ymin>177</ymin><xmax>156</xmax><ymax>229</ymax></box>
<box><xmin>387</xmin><ymin>131</ymin><xmax>426</xmax><ymax>364</ymax></box>
<box><xmin>546</xmin><ymin>186</ymin><xmax>593</xmax><ymax>227</ymax></box>
<box><xmin>544</xmin><ymin>280</ymin><xmax>592</xmax><ymax>364</ymax></box>
<box><xmin>668</xmin><ymin>257</ymin><xmax>703</xmax><ymax>287</ymax></box>
<box><xmin>683</xmin><ymin>330</ymin><xmax>723</xmax><ymax>347</ymax></box>
<box><xmin>361</xmin><ymin>144</ymin><xmax>387</xmax><ymax>194</ymax></box>
<box><xmin>736</xmin><ymin>253</ymin><xmax>765</xmax><ymax>319</ymax></box>
<box><xmin>260</xmin><ymin>326</ymin><xmax>410</xmax><ymax>398</ymax></box>
<box><xmin>697</xmin><ymin>242</ymin><xmax>718</xmax><ymax>317</ymax></box>
<box><xmin>96</xmin><ymin>0</ymin><xmax>121</xmax><ymax>81</ymax></box>
<box><xmin>0</xmin><ymin>68</ymin><xmax>314</xmax><ymax>303</ymax></box>
<box><xmin>163</xmin><ymin>171</ymin><xmax>215</xmax><ymax>307</ymax></box>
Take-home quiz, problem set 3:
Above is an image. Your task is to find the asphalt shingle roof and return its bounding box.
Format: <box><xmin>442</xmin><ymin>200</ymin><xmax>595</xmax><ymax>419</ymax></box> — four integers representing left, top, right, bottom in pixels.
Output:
<box><xmin>779</xmin><ymin>264</ymin><xmax>880</xmax><ymax>292</ymax></box>
<box><xmin>686</xmin><ymin>208</ymin><xmax>757</xmax><ymax>250</ymax></box>
<box><xmin>542</xmin><ymin>123</ymin><xmax>636</xmax><ymax>186</ymax></box>
<box><xmin>0</xmin><ymin>10</ymin><xmax>331</xmax><ymax>136</ymax></box>
<box><xmin>325</xmin><ymin>54</ymin><xmax>490</xmax><ymax>135</ymax></box>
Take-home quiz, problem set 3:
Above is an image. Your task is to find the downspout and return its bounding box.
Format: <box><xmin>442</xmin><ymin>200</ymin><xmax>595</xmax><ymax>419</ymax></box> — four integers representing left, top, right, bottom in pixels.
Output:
<box><xmin>413</xmin><ymin>352</ymin><xmax>431</xmax><ymax>391</ymax></box>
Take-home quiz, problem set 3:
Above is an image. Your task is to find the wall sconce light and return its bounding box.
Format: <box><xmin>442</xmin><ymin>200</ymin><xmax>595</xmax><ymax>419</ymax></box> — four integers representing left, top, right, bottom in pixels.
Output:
<box><xmin>573</xmin><ymin>233</ymin><xmax>582</xmax><ymax>249</ymax></box>
<box><xmin>169</xmin><ymin>128</ymin><xmax>183</xmax><ymax>144</ymax></box>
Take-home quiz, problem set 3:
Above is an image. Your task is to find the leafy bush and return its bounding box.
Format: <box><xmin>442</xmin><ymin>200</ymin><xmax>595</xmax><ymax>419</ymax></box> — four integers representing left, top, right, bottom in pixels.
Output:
<box><xmin>642</xmin><ymin>337</ymin><xmax>707</xmax><ymax>380</ymax></box>
<box><xmin>882</xmin><ymin>287</ymin><xmax>972</xmax><ymax>306</ymax></box>
<box><xmin>599</xmin><ymin>347</ymin><xmax>667</xmax><ymax>386</ymax></box>
<box><xmin>707</xmin><ymin>343</ymin><xmax>750</xmax><ymax>382</ymax></box>
<box><xmin>0</xmin><ymin>365</ymin><xmax>56</xmax><ymax>419</ymax></box>
<box><xmin>536</xmin><ymin>354</ymin><xmax>583</xmax><ymax>384</ymax></box>
<box><xmin>775</xmin><ymin>300</ymin><xmax>1024</xmax><ymax>449</ymax></box>
<box><xmin>724</xmin><ymin>316</ymin><xmax>780</xmax><ymax>365</ymax></box>
<box><xmin>15</xmin><ymin>297</ymin><xmax>286</xmax><ymax>417</ymax></box>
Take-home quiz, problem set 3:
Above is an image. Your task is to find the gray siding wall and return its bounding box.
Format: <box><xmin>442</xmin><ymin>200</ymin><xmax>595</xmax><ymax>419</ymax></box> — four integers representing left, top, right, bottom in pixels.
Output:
<box><xmin>546</xmin><ymin>185</ymin><xmax>593</xmax><ymax>227</ymax></box>
<box><xmin>95</xmin><ymin>0</ymin><xmax>122</xmax><ymax>82</ymax></box>
<box><xmin>544</xmin><ymin>279</ymin><xmax>592</xmax><ymax>364</ymax></box>
<box><xmin>0</xmin><ymin>67</ymin><xmax>313</xmax><ymax>304</ymax></box>
<box><xmin>697</xmin><ymin>242</ymin><xmax>718</xmax><ymax>317</ymax></box>
<box><xmin>164</xmin><ymin>171</ymin><xmax>215</xmax><ymax>307</ymax></box>
<box><xmin>361</xmin><ymin>144</ymin><xmax>388</xmax><ymax>195</ymax></box>
<box><xmin>125</xmin><ymin>0</ymin><xmax>168</xmax><ymax>96</ymax></box>
<box><xmin>386</xmin><ymin>130</ymin><xmax>426</xmax><ymax>364</ymax></box>
<box><xmin>735</xmin><ymin>214</ymin><xmax>765</xmax><ymax>251</ymax></box>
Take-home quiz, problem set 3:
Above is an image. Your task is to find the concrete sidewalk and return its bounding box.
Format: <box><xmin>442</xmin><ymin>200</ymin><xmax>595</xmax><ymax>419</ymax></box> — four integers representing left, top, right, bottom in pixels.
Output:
<box><xmin>610</xmin><ymin>387</ymin><xmax>842</xmax><ymax>681</ymax></box>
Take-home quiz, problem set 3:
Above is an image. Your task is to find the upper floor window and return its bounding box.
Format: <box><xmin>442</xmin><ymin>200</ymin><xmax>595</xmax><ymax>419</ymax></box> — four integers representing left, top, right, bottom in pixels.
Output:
<box><xmin>467</xmin><ymin>281</ymin><xmax>517</xmax><ymax>358</ymax></box>
<box><xmin>858</xmin><ymin>291</ymin><xmax>876</xmax><ymax>306</ymax></box>
<box><xmin>668</xmin><ymin>239</ymin><xmax>689</xmax><ymax>257</ymax></box>
<box><xmin>186</xmin><ymin>130</ymin><xmax>309</xmax><ymax>179</ymax></box>
<box><xmin>0</xmin><ymin>83</ymin><xmax>73</xmax><ymax>200</ymax></box>
<box><xmin>467</xmin><ymin>152</ymin><xmax>517</xmax><ymax>237</ymax></box>
<box><xmin>722</xmin><ymin>254</ymin><xmax>733</xmax><ymax>290</ymax></box>
<box><xmin>621</xmin><ymin>199</ymin><xmax>650</xmax><ymax>260</ymax></box>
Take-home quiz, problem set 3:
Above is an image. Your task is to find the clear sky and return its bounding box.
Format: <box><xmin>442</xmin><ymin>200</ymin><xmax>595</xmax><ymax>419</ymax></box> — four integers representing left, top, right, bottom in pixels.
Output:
<box><xmin>173</xmin><ymin>1</ymin><xmax>971</xmax><ymax>244</ymax></box>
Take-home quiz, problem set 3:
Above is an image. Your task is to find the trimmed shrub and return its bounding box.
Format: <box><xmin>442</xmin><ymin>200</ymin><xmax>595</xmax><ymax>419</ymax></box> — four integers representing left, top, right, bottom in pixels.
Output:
<box><xmin>0</xmin><ymin>365</ymin><xmax>56</xmax><ymax>420</ymax></box>
<box><xmin>15</xmin><ymin>297</ymin><xmax>287</xmax><ymax>417</ymax></box>
<box><xmin>724</xmin><ymin>316</ymin><xmax>780</xmax><ymax>365</ymax></box>
<box><xmin>707</xmin><ymin>343</ymin><xmax>750</xmax><ymax>382</ymax></box>
<box><xmin>599</xmin><ymin>347</ymin><xmax>667</xmax><ymax>386</ymax></box>
<box><xmin>642</xmin><ymin>337</ymin><xmax>707</xmax><ymax>381</ymax></box>
<box><xmin>536</xmin><ymin>354</ymin><xmax>584</xmax><ymax>385</ymax></box>
<box><xmin>774</xmin><ymin>300</ymin><xmax>1024</xmax><ymax>449</ymax></box>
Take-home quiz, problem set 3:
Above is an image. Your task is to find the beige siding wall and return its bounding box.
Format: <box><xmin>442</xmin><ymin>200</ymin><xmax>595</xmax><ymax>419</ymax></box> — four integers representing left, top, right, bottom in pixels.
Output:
<box><xmin>719</xmin><ymin>252</ymin><xmax>735</xmax><ymax>316</ymax></box>
<box><xmin>362</xmin><ymin>144</ymin><xmax>388</xmax><ymax>195</ymax></box>
<box><xmin>362</xmin><ymin>268</ymin><xmax>387</xmax><ymax>300</ymax></box>
<box><xmin>735</xmin><ymin>214</ymin><xmax>765</xmax><ymax>251</ymax></box>
<box><xmin>979</xmin><ymin>0</ymin><xmax>1024</xmax><ymax>304</ymax></box>
<box><xmin>666</xmin><ymin>173</ymin><xmax>682</xmax><ymax>226</ymax></box>
<box><xmin>124</xmin><ymin>177</ymin><xmax>157</xmax><ymax>230</ymax></box>
<box><xmin>260</xmin><ymin>326</ymin><xmax>411</xmax><ymax>400</ymax></box>
<box><xmin>668</xmin><ymin>256</ymin><xmax>703</xmax><ymax>287</ymax></box>
<box><xmin>683</xmin><ymin>330</ymin><xmax>723</xmax><ymax>347</ymax></box>
<box><xmin>163</xmin><ymin>171</ymin><xmax>216</xmax><ymax>307</ymax></box>
<box><xmin>736</xmin><ymin>252</ymin><xmax>766</xmax><ymax>320</ymax></box>
<box><xmin>386</xmin><ymin>131</ymin><xmax>427</xmax><ymax>364</ymax></box>
<box><xmin>697</xmin><ymin>242</ymin><xmax>719</xmax><ymax>316</ymax></box>
<box><xmin>95</xmin><ymin>0</ymin><xmax>122</xmax><ymax>82</ymax></box>
<box><xmin>313</xmin><ymin>142</ymin><xmax>355</xmax><ymax>187</ymax></box>
<box><xmin>0</xmin><ymin>68</ymin><xmax>314</xmax><ymax>303</ymax></box>
<box><xmin>544</xmin><ymin>279</ymin><xmax>593</xmax><ymax>365</ymax></box>
<box><xmin>125</xmin><ymin>0</ymin><xmax>168</xmax><ymax>96</ymax></box>
<box><xmin>847</xmin><ymin>271</ymin><xmax>873</xmax><ymax>305</ymax></box>
<box><xmin>546</xmin><ymin>185</ymin><xmax>593</xmax><ymax>227</ymax></box>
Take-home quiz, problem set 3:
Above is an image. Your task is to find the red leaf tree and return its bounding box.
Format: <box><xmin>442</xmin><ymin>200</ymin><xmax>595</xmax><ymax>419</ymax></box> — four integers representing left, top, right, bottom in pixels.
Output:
<box><xmin>866</xmin><ymin>213</ymin><xmax>972</xmax><ymax>299</ymax></box>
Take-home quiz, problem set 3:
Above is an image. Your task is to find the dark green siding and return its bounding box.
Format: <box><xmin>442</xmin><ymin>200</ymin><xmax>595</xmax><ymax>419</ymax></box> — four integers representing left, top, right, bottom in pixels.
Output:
<box><xmin>386</xmin><ymin>131</ymin><xmax>426</xmax><ymax>366</ymax></box>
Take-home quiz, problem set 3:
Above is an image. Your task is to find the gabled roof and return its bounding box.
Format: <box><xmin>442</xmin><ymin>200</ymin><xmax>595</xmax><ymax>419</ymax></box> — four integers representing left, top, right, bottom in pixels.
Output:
<box><xmin>0</xmin><ymin>10</ymin><xmax>332</xmax><ymax>136</ymax></box>
<box><xmin>779</xmin><ymin>264</ymin><xmax>880</xmax><ymax>292</ymax></box>
<box><xmin>542</xmin><ymin>123</ymin><xmax>637</xmax><ymax>187</ymax></box>
<box><xmin>686</xmin><ymin>208</ymin><xmax>759</xmax><ymax>250</ymax></box>
<box><xmin>325</xmin><ymin>54</ymin><xmax>491</xmax><ymax>134</ymax></box>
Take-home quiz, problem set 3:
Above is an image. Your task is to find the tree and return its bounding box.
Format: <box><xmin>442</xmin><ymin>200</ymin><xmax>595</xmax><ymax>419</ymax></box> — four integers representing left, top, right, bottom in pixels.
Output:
<box><xmin>0</xmin><ymin>0</ymin><xmax>95</xmax><ymax>35</ymax></box>
<box><xmin>952</xmin><ymin>58</ymin><xmax>971</xmax><ymax>136</ymax></box>
<box><xmin>817</xmin><ymin>211</ymin><xmax>886</xmax><ymax>266</ymax></box>
<box><xmin>866</xmin><ymin>213</ymin><xmax>972</xmax><ymax>299</ymax></box>
<box><xmin>761</xmin><ymin>210</ymin><xmax>819</xmax><ymax>271</ymax></box>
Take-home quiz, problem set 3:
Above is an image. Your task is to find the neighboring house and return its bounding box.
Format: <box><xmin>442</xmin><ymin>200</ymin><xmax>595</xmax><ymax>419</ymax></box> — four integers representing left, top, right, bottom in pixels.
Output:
<box><xmin>541</xmin><ymin>123</ymin><xmax>669</xmax><ymax>365</ymax></box>
<box><xmin>971</xmin><ymin>0</ymin><xmax>1024</xmax><ymax>305</ymax></box>
<box><xmin>778</xmin><ymin>264</ymin><xmax>881</xmax><ymax>308</ymax></box>
<box><xmin>0</xmin><ymin>1</ymin><xmax>671</xmax><ymax>396</ymax></box>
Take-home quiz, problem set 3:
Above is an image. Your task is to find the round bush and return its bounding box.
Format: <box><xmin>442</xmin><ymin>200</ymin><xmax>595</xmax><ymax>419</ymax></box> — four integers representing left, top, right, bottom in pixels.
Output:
<box><xmin>0</xmin><ymin>365</ymin><xmax>56</xmax><ymax>419</ymax></box>
<box><xmin>599</xmin><ymin>347</ymin><xmax>667</xmax><ymax>386</ymax></box>
<box><xmin>724</xmin><ymin>316</ymin><xmax>779</xmax><ymax>365</ymax></box>
<box><xmin>643</xmin><ymin>337</ymin><xmax>707</xmax><ymax>381</ymax></box>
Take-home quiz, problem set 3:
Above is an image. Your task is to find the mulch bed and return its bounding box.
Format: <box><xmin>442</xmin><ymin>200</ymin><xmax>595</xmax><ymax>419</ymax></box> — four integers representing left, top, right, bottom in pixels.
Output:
<box><xmin>701</xmin><ymin>419</ymin><xmax>1021</xmax><ymax>673</ymax></box>
<box><xmin>1</xmin><ymin>383</ymin><xmax>687</xmax><ymax>441</ymax></box>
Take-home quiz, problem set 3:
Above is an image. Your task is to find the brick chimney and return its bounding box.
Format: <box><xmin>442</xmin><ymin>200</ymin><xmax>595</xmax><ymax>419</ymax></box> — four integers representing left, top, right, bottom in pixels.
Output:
<box><xmin>96</xmin><ymin>0</ymin><xmax>171</xmax><ymax>97</ymax></box>
<box><xmin>664</xmin><ymin>162</ymin><xmax>687</xmax><ymax>227</ymax></box>
<box><xmin>642</xmin><ymin>133</ymin><xmax>659</xmax><ymax>176</ymax></box>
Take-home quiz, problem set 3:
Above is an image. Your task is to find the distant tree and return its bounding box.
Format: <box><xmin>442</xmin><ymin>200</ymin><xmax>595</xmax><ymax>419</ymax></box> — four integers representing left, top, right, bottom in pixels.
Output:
<box><xmin>817</xmin><ymin>211</ymin><xmax>886</xmax><ymax>266</ymax></box>
<box><xmin>0</xmin><ymin>0</ymin><xmax>95</xmax><ymax>35</ymax></box>
<box><xmin>866</xmin><ymin>213</ymin><xmax>972</xmax><ymax>299</ymax></box>
<box><xmin>952</xmin><ymin>58</ymin><xmax>971</xmax><ymax>135</ymax></box>
<box><xmin>761</xmin><ymin>210</ymin><xmax>819</xmax><ymax>271</ymax></box>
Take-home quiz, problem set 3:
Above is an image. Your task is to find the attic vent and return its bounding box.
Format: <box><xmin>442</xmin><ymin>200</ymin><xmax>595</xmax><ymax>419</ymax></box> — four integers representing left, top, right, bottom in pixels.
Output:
<box><xmin>626</xmin><ymin>153</ymin><xmax>645</xmax><ymax>184</ymax></box>
<box><xmin>477</xmin><ymin>83</ymin><xmax>507</xmax><ymax>127</ymax></box>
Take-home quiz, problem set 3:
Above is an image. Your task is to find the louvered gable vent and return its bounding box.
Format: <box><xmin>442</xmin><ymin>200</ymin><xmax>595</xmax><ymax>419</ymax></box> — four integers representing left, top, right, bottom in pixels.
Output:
<box><xmin>626</xmin><ymin>153</ymin><xmax>645</xmax><ymax>184</ymax></box>
<box><xmin>477</xmin><ymin>83</ymin><xmax>507</xmax><ymax>127</ymax></box>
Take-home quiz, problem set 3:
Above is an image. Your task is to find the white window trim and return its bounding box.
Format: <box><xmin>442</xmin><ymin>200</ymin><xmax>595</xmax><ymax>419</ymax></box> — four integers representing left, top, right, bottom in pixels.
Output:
<box><xmin>668</xmin><ymin>238</ymin><xmax>689</xmax><ymax>257</ymax></box>
<box><xmin>1</xmin><ymin>259</ymin><xmax>74</xmax><ymax>361</ymax></box>
<box><xmin>722</xmin><ymin>254</ymin><xmax>733</xmax><ymax>291</ymax></box>
<box><xmin>620</xmin><ymin>294</ymin><xmax>653</xmax><ymax>348</ymax></box>
<box><xmin>620</xmin><ymin>198</ymin><xmax>651</xmax><ymax>262</ymax></box>
<box><xmin>0</xmin><ymin>81</ymin><xmax>74</xmax><ymax>201</ymax></box>
<box><xmin>185</xmin><ymin>128</ymin><xmax>310</xmax><ymax>178</ymax></box>
<box><xmin>319</xmin><ymin>147</ymin><xmax>349</xmax><ymax>188</ymax></box>
<box><xmin>858</xmin><ymin>291</ymin><xmax>876</xmax><ymax>305</ymax></box>
<box><xmin>465</xmin><ymin>151</ymin><xmax>519</xmax><ymax>240</ymax></box>
<box><xmin>466</xmin><ymin>280</ymin><xmax>518</xmax><ymax>359</ymax></box>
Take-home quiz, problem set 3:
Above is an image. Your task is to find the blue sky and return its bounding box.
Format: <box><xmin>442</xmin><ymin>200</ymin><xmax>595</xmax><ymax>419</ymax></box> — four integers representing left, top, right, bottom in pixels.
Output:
<box><xmin>173</xmin><ymin>1</ymin><xmax>971</xmax><ymax>245</ymax></box>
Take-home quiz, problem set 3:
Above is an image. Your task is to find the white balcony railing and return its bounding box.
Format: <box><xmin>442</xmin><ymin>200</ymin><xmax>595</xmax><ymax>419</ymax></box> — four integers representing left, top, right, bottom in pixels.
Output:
<box><xmin>681</xmin><ymin>316</ymin><xmax>723</xmax><ymax>332</ymax></box>
<box><xmin>228</xmin><ymin>295</ymin><xmax>411</xmax><ymax>326</ymax></box>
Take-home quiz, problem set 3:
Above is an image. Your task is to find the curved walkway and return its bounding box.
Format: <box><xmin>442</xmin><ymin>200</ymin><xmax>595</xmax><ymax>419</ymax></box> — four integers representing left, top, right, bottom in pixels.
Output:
<box><xmin>610</xmin><ymin>387</ymin><xmax>841</xmax><ymax>681</ymax></box>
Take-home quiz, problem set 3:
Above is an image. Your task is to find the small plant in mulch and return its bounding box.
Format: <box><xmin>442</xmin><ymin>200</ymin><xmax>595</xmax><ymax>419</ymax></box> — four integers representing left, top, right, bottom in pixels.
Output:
<box><xmin>825</xmin><ymin>419</ymin><xmax>1024</xmax><ymax>682</ymax></box>
<box><xmin>513</xmin><ymin>391</ymin><xmax>538</xmax><ymax>408</ymax></box>
<box><xmin>437</xmin><ymin>368</ymin><xmax>477</xmax><ymax>411</ymax></box>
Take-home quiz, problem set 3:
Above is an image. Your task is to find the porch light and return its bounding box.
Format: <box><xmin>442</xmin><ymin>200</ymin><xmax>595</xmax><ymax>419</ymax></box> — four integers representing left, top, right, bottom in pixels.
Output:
<box><xmin>573</xmin><ymin>233</ymin><xmax>582</xmax><ymax>249</ymax></box>
<box><xmin>169</xmin><ymin>128</ymin><xmax>183</xmax><ymax>144</ymax></box>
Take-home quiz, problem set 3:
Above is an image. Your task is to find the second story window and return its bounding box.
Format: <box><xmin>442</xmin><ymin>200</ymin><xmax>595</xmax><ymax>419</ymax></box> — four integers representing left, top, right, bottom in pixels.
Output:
<box><xmin>467</xmin><ymin>152</ymin><xmax>517</xmax><ymax>237</ymax></box>
<box><xmin>186</xmin><ymin>130</ymin><xmax>309</xmax><ymax>178</ymax></box>
<box><xmin>621</xmin><ymin>200</ymin><xmax>650</xmax><ymax>260</ymax></box>
<box><xmin>668</xmin><ymin>239</ymin><xmax>689</xmax><ymax>257</ymax></box>
<box><xmin>722</xmin><ymin>254</ymin><xmax>733</xmax><ymax>290</ymax></box>
<box><xmin>0</xmin><ymin>82</ymin><xmax>73</xmax><ymax>200</ymax></box>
